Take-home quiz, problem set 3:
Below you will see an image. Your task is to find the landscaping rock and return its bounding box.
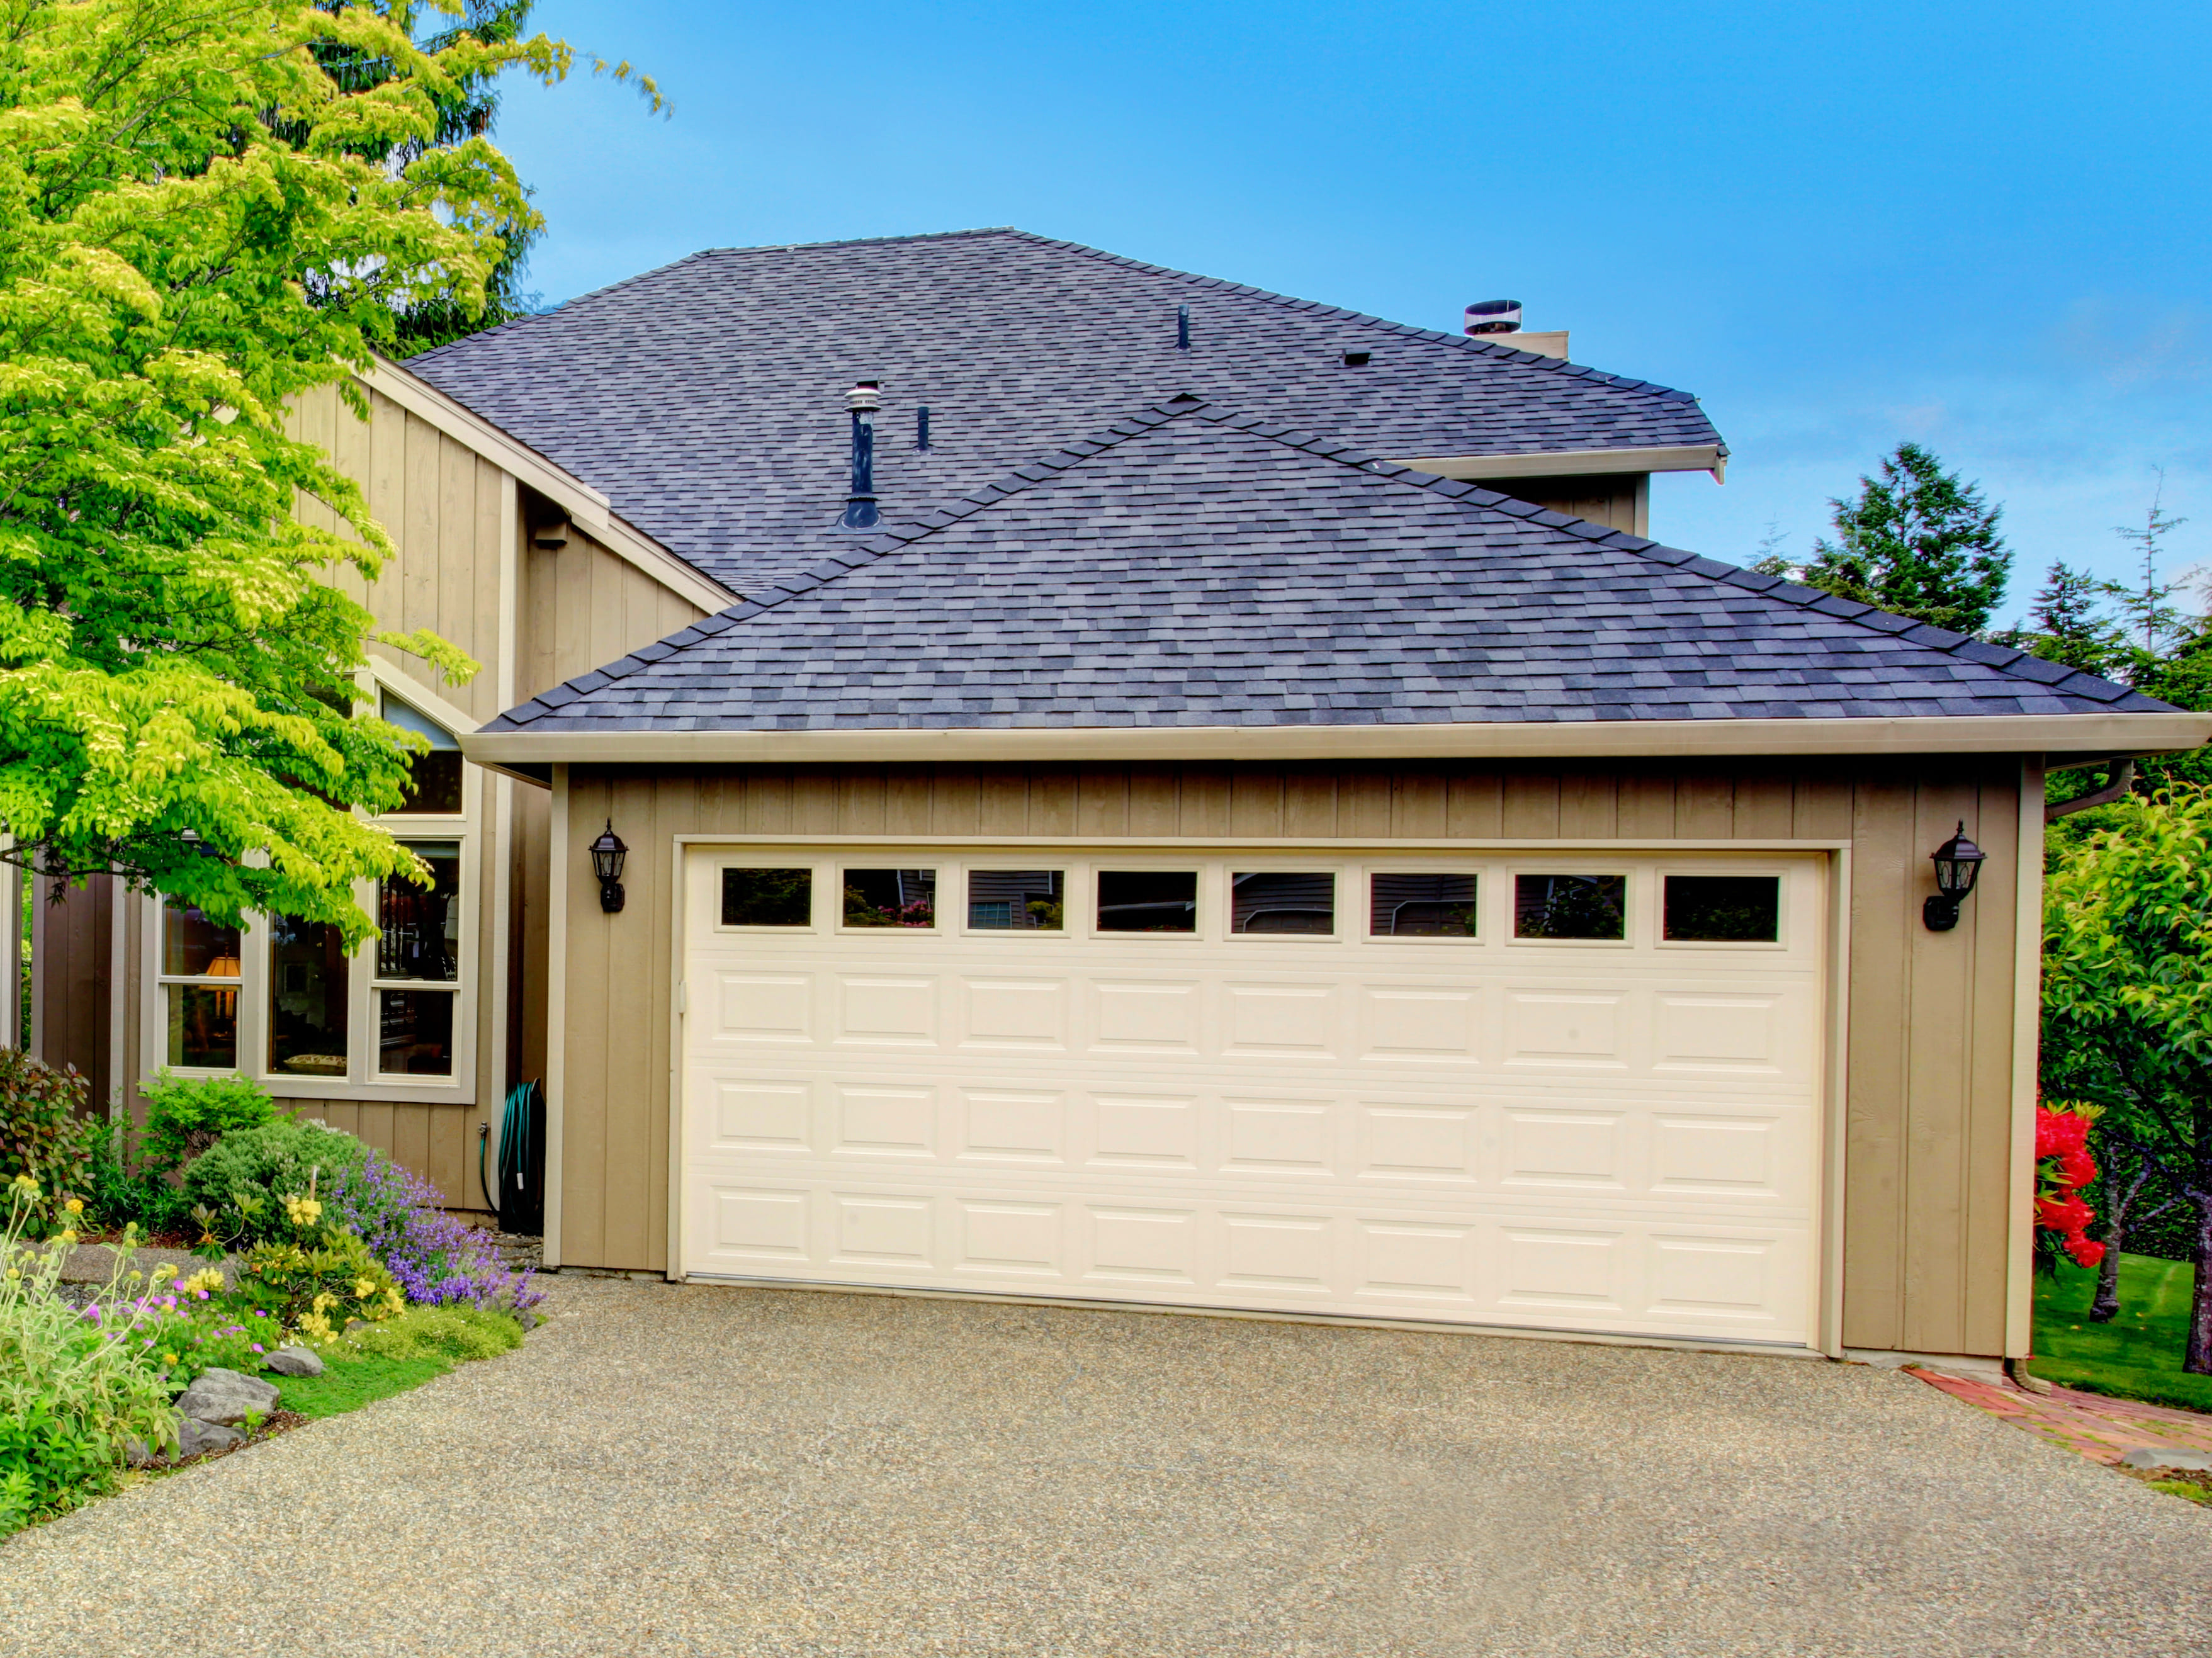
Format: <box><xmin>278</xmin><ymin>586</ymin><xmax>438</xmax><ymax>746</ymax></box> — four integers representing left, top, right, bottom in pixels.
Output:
<box><xmin>2119</xmin><ymin>1445</ymin><xmax>2212</xmax><ymax>1472</ymax></box>
<box><xmin>174</xmin><ymin>1418</ymin><xmax>242</xmax><ymax>1459</ymax></box>
<box><xmin>174</xmin><ymin>1367</ymin><xmax>279</xmax><ymax>1426</ymax></box>
<box><xmin>264</xmin><ymin>1346</ymin><xmax>324</xmax><ymax>1378</ymax></box>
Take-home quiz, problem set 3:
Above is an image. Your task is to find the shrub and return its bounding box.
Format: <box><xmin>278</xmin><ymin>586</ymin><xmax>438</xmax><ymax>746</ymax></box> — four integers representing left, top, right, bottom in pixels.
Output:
<box><xmin>326</xmin><ymin>1152</ymin><xmax>541</xmax><ymax>1316</ymax></box>
<box><xmin>0</xmin><ymin>1181</ymin><xmax>178</xmax><ymax>1535</ymax></box>
<box><xmin>234</xmin><ymin>1227</ymin><xmax>405</xmax><ymax>1343</ymax></box>
<box><xmin>179</xmin><ymin>1119</ymin><xmax>370</xmax><ymax>1248</ymax></box>
<box><xmin>0</xmin><ymin>1051</ymin><xmax>92</xmax><ymax>1210</ymax></box>
<box><xmin>346</xmin><ymin>1304</ymin><xmax>524</xmax><ymax>1363</ymax></box>
<box><xmin>138</xmin><ymin>1071</ymin><xmax>278</xmax><ymax>1177</ymax></box>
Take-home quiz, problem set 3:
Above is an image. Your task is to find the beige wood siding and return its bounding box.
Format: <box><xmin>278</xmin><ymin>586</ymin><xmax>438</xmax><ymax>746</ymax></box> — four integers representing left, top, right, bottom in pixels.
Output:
<box><xmin>287</xmin><ymin>383</ymin><xmax>512</xmax><ymax>725</ymax></box>
<box><xmin>553</xmin><ymin>757</ymin><xmax>2028</xmax><ymax>1357</ymax></box>
<box><xmin>1469</xmin><ymin>471</ymin><xmax>1649</xmax><ymax>536</ymax></box>
<box><xmin>522</xmin><ymin>527</ymin><xmax>709</xmax><ymax>691</ymax></box>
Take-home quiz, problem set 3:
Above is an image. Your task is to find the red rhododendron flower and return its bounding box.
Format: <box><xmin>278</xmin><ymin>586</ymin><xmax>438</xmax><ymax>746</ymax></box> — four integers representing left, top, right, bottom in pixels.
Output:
<box><xmin>2055</xmin><ymin>1147</ymin><xmax>2097</xmax><ymax>1190</ymax></box>
<box><xmin>2036</xmin><ymin>1106</ymin><xmax>2091</xmax><ymax>1160</ymax></box>
<box><xmin>2063</xmin><ymin>1235</ymin><xmax>2106</xmax><ymax>1269</ymax></box>
<box><xmin>2036</xmin><ymin>1192</ymin><xmax>2095</xmax><ymax>1234</ymax></box>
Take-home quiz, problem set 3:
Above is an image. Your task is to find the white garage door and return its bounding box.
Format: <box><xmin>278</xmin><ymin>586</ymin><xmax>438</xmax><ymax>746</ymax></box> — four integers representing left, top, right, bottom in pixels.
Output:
<box><xmin>679</xmin><ymin>847</ymin><xmax>1826</xmax><ymax>1345</ymax></box>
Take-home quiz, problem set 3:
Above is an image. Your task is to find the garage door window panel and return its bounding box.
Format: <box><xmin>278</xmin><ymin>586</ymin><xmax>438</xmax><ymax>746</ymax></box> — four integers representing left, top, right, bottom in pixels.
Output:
<box><xmin>721</xmin><ymin>867</ymin><xmax>816</xmax><ymax>929</ymax></box>
<box><xmin>1231</xmin><ymin>872</ymin><xmax>1336</xmax><ymax>937</ymax></box>
<box><xmin>841</xmin><ymin>868</ymin><xmax>937</xmax><ymax>930</ymax></box>
<box><xmin>966</xmin><ymin>869</ymin><xmax>1065</xmax><ymax>932</ymax></box>
<box><xmin>1368</xmin><ymin>872</ymin><xmax>1480</xmax><ymax>939</ymax></box>
<box><xmin>1095</xmin><ymin>869</ymin><xmax>1199</xmax><ymax>935</ymax></box>
<box><xmin>1661</xmin><ymin>875</ymin><xmax>1783</xmax><ymax>946</ymax></box>
<box><xmin>1513</xmin><ymin>874</ymin><xmax>1628</xmax><ymax>944</ymax></box>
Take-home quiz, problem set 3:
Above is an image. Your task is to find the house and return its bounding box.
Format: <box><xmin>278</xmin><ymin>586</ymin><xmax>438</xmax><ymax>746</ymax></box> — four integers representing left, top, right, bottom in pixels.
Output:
<box><xmin>24</xmin><ymin>230</ymin><xmax>2206</xmax><ymax>1368</ymax></box>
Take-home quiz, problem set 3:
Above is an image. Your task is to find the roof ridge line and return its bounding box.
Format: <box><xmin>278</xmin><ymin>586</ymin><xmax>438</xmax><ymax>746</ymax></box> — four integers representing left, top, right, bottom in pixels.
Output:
<box><xmin>996</xmin><ymin>231</ymin><xmax>1706</xmax><ymax>405</ymax></box>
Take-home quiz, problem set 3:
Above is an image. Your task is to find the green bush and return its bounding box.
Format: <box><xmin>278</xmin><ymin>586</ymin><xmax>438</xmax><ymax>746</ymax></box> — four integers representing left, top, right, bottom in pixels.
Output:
<box><xmin>179</xmin><ymin>1119</ymin><xmax>369</xmax><ymax>1248</ymax></box>
<box><xmin>0</xmin><ymin>1050</ymin><xmax>92</xmax><ymax>1211</ymax></box>
<box><xmin>346</xmin><ymin>1304</ymin><xmax>524</xmax><ymax>1363</ymax></box>
<box><xmin>234</xmin><ymin>1227</ymin><xmax>403</xmax><ymax>1341</ymax></box>
<box><xmin>138</xmin><ymin>1070</ymin><xmax>278</xmax><ymax>1178</ymax></box>
<box><xmin>0</xmin><ymin>1185</ymin><xmax>178</xmax><ymax>1535</ymax></box>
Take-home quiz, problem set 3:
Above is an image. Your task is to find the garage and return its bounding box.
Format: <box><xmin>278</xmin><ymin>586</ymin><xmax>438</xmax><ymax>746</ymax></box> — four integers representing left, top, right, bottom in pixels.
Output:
<box><xmin>677</xmin><ymin>843</ymin><xmax>1827</xmax><ymax>1345</ymax></box>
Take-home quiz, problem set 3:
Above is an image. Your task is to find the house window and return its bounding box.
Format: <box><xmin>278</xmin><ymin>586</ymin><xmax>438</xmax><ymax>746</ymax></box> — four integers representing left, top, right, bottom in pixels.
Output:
<box><xmin>382</xmin><ymin>693</ymin><xmax>463</xmax><ymax>815</ymax></box>
<box><xmin>137</xmin><ymin>677</ymin><xmax>478</xmax><ymax>1102</ymax></box>
<box><xmin>1662</xmin><ymin>875</ymin><xmax>1781</xmax><ymax>943</ymax></box>
<box><xmin>376</xmin><ymin>841</ymin><xmax>461</xmax><ymax>1076</ymax></box>
<box><xmin>269</xmin><ymin>916</ymin><xmax>347</xmax><ymax>1078</ymax></box>
<box><xmin>160</xmin><ymin>903</ymin><xmax>241</xmax><ymax>1069</ymax></box>
<box><xmin>722</xmin><ymin>867</ymin><xmax>813</xmax><ymax>927</ymax></box>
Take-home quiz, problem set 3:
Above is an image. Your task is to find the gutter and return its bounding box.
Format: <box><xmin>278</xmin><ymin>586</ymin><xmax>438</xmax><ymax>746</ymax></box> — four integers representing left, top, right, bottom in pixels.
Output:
<box><xmin>463</xmin><ymin>711</ymin><xmax>2212</xmax><ymax>780</ymax></box>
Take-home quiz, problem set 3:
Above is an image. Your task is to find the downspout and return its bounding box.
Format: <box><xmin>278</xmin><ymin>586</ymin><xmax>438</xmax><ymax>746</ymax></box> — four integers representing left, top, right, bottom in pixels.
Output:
<box><xmin>2045</xmin><ymin>759</ymin><xmax>2133</xmax><ymax>821</ymax></box>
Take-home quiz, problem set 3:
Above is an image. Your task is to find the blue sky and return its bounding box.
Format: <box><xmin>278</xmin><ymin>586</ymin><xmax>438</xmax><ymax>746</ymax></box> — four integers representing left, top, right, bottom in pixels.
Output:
<box><xmin>493</xmin><ymin>0</ymin><xmax>2211</xmax><ymax>626</ymax></box>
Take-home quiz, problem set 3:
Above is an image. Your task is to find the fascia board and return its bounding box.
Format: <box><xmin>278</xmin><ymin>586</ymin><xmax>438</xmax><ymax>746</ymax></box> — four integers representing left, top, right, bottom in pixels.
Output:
<box><xmin>356</xmin><ymin>357</ymin><xmax>738</xmax><ymax>617</ymax></box>
<box><xmin>1387</xmin><ymin>444</ymin><xmax>1725</xmax><ymax>483</ymax></box>
<box><xmin>461</xmin><ymin>712</ymin><xmax>2212</xmax><ymax>769</ymax></box>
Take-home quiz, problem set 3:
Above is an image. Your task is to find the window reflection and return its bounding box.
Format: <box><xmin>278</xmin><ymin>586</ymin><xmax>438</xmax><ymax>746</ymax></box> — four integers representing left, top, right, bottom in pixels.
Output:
<box><xmin>269</xmin><ymin>916</ymin><xmax>347</xmax><ymax>1076</ymax></box>
<box><xmin>379</xmin><ymin>842</ymin><xmax>461</xmax><ymax>981</ymax></box>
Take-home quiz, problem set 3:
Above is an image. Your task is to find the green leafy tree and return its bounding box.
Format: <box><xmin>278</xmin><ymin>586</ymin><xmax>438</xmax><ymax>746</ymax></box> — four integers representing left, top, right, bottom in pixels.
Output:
<box><xmin>2041</xmin><ymin>785</ymin><xmax>2212</xmax><ymax>1373</ymax></box>
<box><xmin>0</xmin><ymin>0</ymin><xmax>654</xmax><ymax>944</ymax></box>
<box><xmin>296</xmin><ymin>1</ymin><xmax>556</xmax><ymax>352</ymax></box>
<box><xmin>1793</xmin><ymin>443</ymin><xmax>2012</xmax><ymax>635</ymax></box>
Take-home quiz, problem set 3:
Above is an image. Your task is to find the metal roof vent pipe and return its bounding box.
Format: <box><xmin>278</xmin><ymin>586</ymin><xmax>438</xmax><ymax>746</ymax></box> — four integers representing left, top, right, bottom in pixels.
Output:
<box><xmin>1464</xmin><ymin>300</ymin><xmax>1522</xmax><ymax>335</ymax></box>
<box><xmin>841</xmin><ymin>380</ymin><xmax>880</xmax><ymax>529</ymax></box>
<box><xmin>1464</xmin><ymin>299</ymin><xmax>1568</xmax><ymax>360</ymax></box>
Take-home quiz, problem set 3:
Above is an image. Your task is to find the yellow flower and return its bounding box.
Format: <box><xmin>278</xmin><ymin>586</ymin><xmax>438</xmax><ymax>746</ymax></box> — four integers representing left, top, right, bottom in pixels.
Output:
<box><xmin>4</xmin><ymin>1267</ymin><xmax>19</xmax><ymax>1282</ymax></box>
<box><xmin>298</xmin><ymin>1312</ymin><xmax>337</xmax><ymax>1345</ymax></box>
<box><xmin>62</xmin><ymin>1198</ymin><xmax>82</xmax><ymax>1215</ymax></box>
<box><xmin>354</xmin><ymin>1278</ymin><xmax>378</xmax><ymax>1300</ymax></box>
<box><xmin>182</xmin><ymin>1268</ymin><xmax>223</xmax><ymax>1296</ymax></box>
<box><xmin>150</xmin><ymin>1263</ymin><xmax>176</xmax><ymax>1283</ymax></box>
<box><xmin>383</xmin><ymin>1287</ymin><xmax>405</xmax><ymax>1316</ymax></box>
<box><xmin>312</xmin><ymin>1292</ymin><xmax>336</xmax><ymax>1314</ymax></box>
<box><xmin>55</xmin><ymin>1228</ymin><xmax>76</xmax><ymax>1246</ymax></box>
<box><xmin>283</xmin><ymin>1195</ymin><xmax>323</xmax><ymax>1228</ymax></box>
<box><xmin>160</xmin><ymin>1350</ymin><xmax>178</xmax><ymax>1365</ymax></box>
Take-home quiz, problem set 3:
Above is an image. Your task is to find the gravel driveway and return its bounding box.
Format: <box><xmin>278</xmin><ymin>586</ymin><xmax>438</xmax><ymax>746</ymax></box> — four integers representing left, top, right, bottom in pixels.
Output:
<box><xmin>2</xmin><ymin>1276</ymin><xmax>2206</xmax><ymax>1657</ymax></box>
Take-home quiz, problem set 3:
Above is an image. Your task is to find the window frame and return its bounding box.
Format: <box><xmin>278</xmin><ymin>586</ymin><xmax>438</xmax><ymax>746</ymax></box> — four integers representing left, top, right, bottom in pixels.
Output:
<box><xmin>133</xmin><ymin>668</ymin><xmax>482</xmax><ymax>1104</ymax></box>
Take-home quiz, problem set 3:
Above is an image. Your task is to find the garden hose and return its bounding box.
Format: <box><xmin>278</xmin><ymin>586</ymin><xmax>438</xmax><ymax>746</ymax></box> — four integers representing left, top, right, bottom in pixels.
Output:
<box><xmin>482</xmin><ymin>1080</ymin><xmax>545</xmax><ymax>1235</ymax></box>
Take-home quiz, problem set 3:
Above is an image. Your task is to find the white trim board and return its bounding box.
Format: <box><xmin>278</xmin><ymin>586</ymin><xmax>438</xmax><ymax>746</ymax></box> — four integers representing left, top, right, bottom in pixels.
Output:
<box><xmin>1385</xmin><ymin>444</ymin><xmax>1725</xmax><ymax>483</ymax></box>
<box><xmin>466</xmin><ymin>712</ymin><xmax>2212</xmax><ymax>771</ymax></box>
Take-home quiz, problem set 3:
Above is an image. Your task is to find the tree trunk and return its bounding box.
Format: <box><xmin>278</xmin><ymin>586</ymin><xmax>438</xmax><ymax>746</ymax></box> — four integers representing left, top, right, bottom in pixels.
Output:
<box><xmin>2090</xmin><ymin>1165</ymin><xmax>2145</xmax><ymax>1322</ymax></box>
<box><xmin>2091</xmin><ymin>1217</ymin><xmax>2126</xmax><ymax>1320</ymax></box>
<box><xmin>2189</xmin><ymin>1194</ymin><xmax>2212</xmax><ymax>1376</ymax></box>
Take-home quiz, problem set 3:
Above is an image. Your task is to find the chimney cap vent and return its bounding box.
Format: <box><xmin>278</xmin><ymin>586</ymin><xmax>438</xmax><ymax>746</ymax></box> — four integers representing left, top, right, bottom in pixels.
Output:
<box><xmin>845</xmin><ymin>381</ymin><xmax>881</xmax><ymax>411</ymax></box>
<box><xmin>1464</xmin><ymin>300</ymin><xmax>1523</xmax><ymax>336</ymax></box>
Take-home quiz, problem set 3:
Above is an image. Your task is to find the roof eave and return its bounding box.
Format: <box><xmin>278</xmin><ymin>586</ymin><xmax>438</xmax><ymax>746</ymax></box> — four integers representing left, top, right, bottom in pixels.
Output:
<box><xmin>463</xmin><ymin>712</ymin><xmax>2212</xmax><ymax>780</ymax></box>
<box><xmin>1384</xmin><ymin>444</ymin><xmax>1726</xmax><ymax>483</ymax></box>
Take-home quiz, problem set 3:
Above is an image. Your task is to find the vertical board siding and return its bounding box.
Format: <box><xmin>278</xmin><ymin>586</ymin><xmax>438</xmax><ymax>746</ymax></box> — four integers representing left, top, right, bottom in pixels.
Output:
<box><xmin>555</xmin><ymin>757</ymin><xmax>2028</xmax><ymax>1358</ymax></box>
<box><xmin>35</xmin><ymin>874</ymin><xmax>113</xmax><ymax>1112</ymax></box>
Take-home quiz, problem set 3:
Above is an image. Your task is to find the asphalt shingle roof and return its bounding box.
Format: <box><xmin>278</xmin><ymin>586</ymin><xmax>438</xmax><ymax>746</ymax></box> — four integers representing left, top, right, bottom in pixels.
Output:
<box><xmin>409</xmin><ymin>228</ymin><xmax>1727</xmax><ymax>595</ymax></box>
<box><xmin>483</xmin><ymin>399</ymin><xmax>2163</xmax><ymax>735</ymax></box>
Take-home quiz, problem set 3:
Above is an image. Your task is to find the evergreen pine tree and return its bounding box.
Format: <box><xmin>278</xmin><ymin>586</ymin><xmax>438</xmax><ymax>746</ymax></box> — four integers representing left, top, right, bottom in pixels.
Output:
<box><xmin>1798</xmin><ymin>443</ymin><xmax>2011</xmax><ymax>636</ymax></box>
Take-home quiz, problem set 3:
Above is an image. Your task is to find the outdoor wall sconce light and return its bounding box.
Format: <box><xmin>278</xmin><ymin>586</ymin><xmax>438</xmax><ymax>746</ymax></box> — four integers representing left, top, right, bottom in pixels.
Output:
<box><xmin>589</xmin><ymin>820</ymin><xmax>628</xmax><ymax>915</ymax></box>
<box><xmin>1923</xmin><ymin>821</ymin><xmax>1987</xmax><ymax>932</ymax></box>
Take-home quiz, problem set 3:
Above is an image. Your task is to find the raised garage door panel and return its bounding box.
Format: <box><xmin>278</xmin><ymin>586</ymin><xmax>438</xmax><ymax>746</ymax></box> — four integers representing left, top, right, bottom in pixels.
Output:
<box><xmin>681</xmin><ymin>850</ymin><xmax>1824</xmax><ymax>1344</ymax></box>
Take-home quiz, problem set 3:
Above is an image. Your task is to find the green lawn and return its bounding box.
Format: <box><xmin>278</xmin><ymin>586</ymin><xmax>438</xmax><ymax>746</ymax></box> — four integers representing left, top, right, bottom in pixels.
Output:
<box><xmin>271</xmin><ymin>1351</ymin><xmax>454</xmax><ymax>1419</ymax></box>
<box><xmin>2028</xmin><ymin>1252</ymin><xmax>2212</xmax><ymax>1414</ymax></box>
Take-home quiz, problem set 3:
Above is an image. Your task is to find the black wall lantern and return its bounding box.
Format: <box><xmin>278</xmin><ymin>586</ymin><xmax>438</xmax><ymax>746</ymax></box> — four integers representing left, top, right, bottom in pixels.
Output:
<box><xmin>1923</xmin><ymin>821</ymin><xmax>1987</xmax><ymax>932</ymax></box>
<box><xmin>589</xmin><ymin>820</ymin><xmax>628</xmax><ymax>915</ymax></box>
